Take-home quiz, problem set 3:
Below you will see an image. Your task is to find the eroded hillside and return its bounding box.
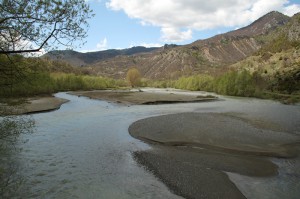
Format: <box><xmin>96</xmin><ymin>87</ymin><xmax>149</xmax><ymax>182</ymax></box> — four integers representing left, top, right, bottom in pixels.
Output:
<box><xmin>43</xmin><ymin>11</ymin><xmax>299</xmax><ymax>81</ymax></box>
<box><xmin>86</xmin><ymin>11</ymin><xmax>292</xmax><ymax>79</ymax></box>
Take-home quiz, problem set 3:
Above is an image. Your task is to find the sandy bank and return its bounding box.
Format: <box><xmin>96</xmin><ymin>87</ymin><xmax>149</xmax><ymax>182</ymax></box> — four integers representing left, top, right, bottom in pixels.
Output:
<box><xmin>70</xmin><ymin>90</ymin><xmax>217</xmax><ymax>105</ymax></box>
<box><xmin>1</xmin><ymin>96</ymin><xmax>69</xmax><ymax>115</ymax></box>
<box><xmin>129</xmin><ymin>112</ymin><xmax>298</xmax><ymax>158</ymax></box>
<box><xmin>129</xmin><ymin>112</ymin><xmax>300</xmax><ymax>199</ymax></box>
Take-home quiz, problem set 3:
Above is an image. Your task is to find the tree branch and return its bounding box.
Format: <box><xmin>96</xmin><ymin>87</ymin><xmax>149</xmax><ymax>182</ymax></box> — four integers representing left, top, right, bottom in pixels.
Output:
<box><xmin>0</xmin><ymin>22</ymin><xmax>57</xmax><ymax>54</ymax></box>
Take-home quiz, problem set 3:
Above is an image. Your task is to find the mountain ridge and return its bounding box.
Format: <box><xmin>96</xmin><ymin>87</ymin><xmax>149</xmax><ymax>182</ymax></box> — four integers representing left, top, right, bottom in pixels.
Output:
<box><xmin>43</xmin><ymin>11</ymin><xmax>298</xmax><ymax>80</ymax></box>
<box><xmin>43</xmin><ymin>46</ymin><xmax>160</xmax><ymax>67</ymax></box>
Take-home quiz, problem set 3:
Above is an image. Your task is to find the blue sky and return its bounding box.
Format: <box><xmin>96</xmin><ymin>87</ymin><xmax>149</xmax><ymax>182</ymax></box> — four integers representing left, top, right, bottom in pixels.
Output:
<box><xmin>78</xmin><ymin>0</ymin><xmax>300</xmax><ymax>52</ymax></box>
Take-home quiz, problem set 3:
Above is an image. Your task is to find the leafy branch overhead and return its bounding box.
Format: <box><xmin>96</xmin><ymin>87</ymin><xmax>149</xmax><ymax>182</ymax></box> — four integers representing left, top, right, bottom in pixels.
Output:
<box><xmin>0</xmin><ymin>0</ymin><xmax>94</xmax><ymax>54</ymax></box>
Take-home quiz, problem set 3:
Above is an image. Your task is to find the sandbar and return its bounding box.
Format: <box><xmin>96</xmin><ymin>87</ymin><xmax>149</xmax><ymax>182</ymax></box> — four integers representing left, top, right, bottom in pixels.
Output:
<box><xmin>1</xmin><ymin>96</ymin><xmax>69</xmax><ymax>115</ymax></box>
<box><xmin>129</xmin><ymin>112</ymin><xmax>300</xmax><ymax>199</ymax></box>
<box><xmin>70</xmin><ymin>90</ymin><xmax>217</xmax><ymax>105</ymax></box>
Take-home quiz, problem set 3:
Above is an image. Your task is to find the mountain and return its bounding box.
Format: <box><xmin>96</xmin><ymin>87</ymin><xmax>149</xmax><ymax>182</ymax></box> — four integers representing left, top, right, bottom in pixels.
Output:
<box><xmin>86</xmin><ymin>11</ymin><xmax>292</xmax><ymax>79</ymax></box>
<box><xmin>226</xmin><ymin>11</ymin><xmax>290</xmax><ymax>37</ymax></box>
<box><xmin>230</xmin><ymin>12</ymin><xmax>300</xmax><ymax>80</ymax></box>
<box><xmin>44</xmin><ymin>11</ymin><xmax>298</xmax><ymax>80</ymax></box>
<box><xmin>43</xmin><ymin>46</ymin><xmax>160</xmax><ymax>67</ymax></box>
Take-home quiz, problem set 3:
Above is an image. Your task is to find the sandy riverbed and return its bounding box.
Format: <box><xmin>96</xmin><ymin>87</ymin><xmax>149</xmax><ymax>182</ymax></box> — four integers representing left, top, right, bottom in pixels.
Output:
<box><xmin>70</xmin><ymin>90</ymin><xmax>217</xmax><ymax>105</ymax></box>
<box><xmin>129</xmin><ymin>112</ymin><xmax>300</xmax><ymax>199</ymax></box>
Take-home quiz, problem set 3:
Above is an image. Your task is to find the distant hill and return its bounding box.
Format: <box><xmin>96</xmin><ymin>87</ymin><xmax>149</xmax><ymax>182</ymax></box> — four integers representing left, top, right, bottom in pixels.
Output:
<box><xmin>44</xmin><ymin>11</ymin><xmax>299</xmax><ymax>80</ymax></box>
<box><xmin>86</xmin><ymin>11</ymin><xmax>293</xmax><ymax>79</ymax></box>
<box><xmin>43</xmin><ymin>46</ymin><xmax>160</xmax><ymax>67</ymax></box>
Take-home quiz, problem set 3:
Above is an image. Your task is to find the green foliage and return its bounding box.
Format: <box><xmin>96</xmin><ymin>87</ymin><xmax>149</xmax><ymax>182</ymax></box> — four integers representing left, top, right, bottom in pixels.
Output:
<box><xmin>257</xmin><ymin>33</ymin><xmax>300</xmax><ymax>54</ymax></box>
<box><xmin>147</xmin><ymin>70</ymin><xmax>259</xmax><ymax>97</ymax></box>
<box><xmin>0</xmin><ymin>0</ymin><xmax>93</xmax><ymax>55</ymax></box>
<box><xmin>0</xmin><ymin>55</ymin><xmax>124</xmax><ymax>97</ymax></box>
<box><xmin>213</xmin><ymin>70</ymin><xmax>256</xmax><ymax>97</ymax></box>
<box><xmin>0</xmin><ymin>71</ymin><xmax>124</xmax><ymax>98</ymax></box>
<box><xmin>52</xmin><ymin>73</ymin><xmax>122</xmax><ymax>91</ymax></box>
<box><xmin>271</xmin><ymin>66</ymin><xmax>300</xmax><ymax>94</ymax></box>
<box><xmin>220</xmin><ymin>38</ymin><xmax>229</xmax><ymax>45</ymax></box>
<box><xmin>174</xmin><ymin>75</ymin><xmax>213</xmax><ymax>91</ymax></box>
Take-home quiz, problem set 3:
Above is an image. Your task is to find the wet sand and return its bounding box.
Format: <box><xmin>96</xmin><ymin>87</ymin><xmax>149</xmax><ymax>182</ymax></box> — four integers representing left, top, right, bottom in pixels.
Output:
<box><xmin>70</xmin><ymin>90</ymin><xmax>217</xmax><ymax>105</ymax></box>
<box><xmin>129</xmin><ymin>112</ymin><xmax>300</xmax><ymax>199</ymax></box>
<box><xmin>2</xmin><ymin>96</ymin><xmax>69</xmax><ymax>115</ymax></box>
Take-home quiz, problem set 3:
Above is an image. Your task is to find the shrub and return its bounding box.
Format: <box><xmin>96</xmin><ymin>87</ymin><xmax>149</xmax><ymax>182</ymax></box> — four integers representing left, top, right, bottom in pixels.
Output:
<box><xmin>126</xmin><ymin>68</ymin><xmax>141</xmax><ymax>87</ymax></box>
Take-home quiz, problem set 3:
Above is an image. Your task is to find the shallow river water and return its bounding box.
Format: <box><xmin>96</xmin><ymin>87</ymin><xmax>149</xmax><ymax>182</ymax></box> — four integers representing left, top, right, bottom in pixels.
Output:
<box><xmin>3</xmin><ymin>89</ymin><xmax>300</xmax><ymax>198</ymax></box>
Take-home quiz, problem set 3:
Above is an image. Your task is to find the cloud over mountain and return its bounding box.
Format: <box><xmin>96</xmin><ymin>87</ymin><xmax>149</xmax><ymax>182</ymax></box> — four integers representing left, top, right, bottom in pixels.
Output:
<box><xmin>106</xmin><ymin>0</ymin><xmax>300</xmax><ymax>42</ymax></box>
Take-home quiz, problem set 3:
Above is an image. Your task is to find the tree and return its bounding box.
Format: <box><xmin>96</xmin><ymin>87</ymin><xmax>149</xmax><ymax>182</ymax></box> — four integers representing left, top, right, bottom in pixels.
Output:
<box><xmin>0</xmin><ymin>0</ymin><xmax>93</xmax><ymax>94</ymax></box>
<box><xmin>126</xmin><ymin>68</ymin><xmax>141</xmax><ymax>87</ymax></box>
<box><xmin>0</xmin><ymin>0</ymin><xmax>93</xmax><ymax>55</ymax></box>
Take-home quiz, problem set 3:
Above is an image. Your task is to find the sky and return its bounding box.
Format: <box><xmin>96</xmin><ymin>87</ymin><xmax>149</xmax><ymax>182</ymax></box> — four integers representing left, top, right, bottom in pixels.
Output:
<box><xmin>78</xmin><ymin>0</ymin><xmax>300</xmax><ymax>52</ymax></box>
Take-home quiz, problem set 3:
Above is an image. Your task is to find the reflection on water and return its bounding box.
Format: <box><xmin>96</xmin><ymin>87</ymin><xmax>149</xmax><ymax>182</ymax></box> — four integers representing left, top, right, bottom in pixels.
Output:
<box><xmin>0</xmin><ymin>114</ymin><xmax>35</xmax><ymax>198</ymax></box>
<box><xmin>1</xmin><ymin>89</ymin><xmax>300</xmax><ymax>198</ymax></box>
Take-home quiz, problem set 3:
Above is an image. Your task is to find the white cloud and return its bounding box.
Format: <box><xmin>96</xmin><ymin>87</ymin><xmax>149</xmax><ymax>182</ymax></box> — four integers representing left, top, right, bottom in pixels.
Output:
<box><xmin>85</xmin><ymin>0</ymin><xmax>102</xmax><ymax>2</ymax></box>
<box><xmin>96</xmin><ymin>37</ymin><xmax>108</xmax><ymax>50</ymax></box>
<box><xmin>106</xmin><ymin>0</ymin><xmax>300</xmax><ymax>42</ymax></box>
<box><xmin>282</xmin><ymin>4</ymin><xmax>300</xmax><ymax>16</ymax></box>
<box><xmin>129</xmin><ymin>42</ymin><xmax>162</xmax><ymax>48</ymax></box>
<box><xmin>161</xmin><ymin>27</ymin><xmax>192</xmax><ymax>42</ymax></box>
<box><xmin>81</xmin><ymin>37</ymin><xmax>108</xmax><ymax>52</ymax></box>
<box><xmin>12</xmin><ymin>39</ymin><xmax>46</xmax><ymax>57</ymax></box>
<box><xmin>140</xmin><ymin>42</ymin><xmax>163</xmax><ymax>48</ymax></box>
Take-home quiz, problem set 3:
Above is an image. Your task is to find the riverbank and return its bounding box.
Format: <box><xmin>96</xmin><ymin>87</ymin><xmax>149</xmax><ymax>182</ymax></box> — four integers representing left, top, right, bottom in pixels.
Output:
<box><xmin>0</xmin><ymin>96</ymin><xmax>69</xmax><ymax>115</ymax></box>
<box><xmin>70</xmin><ymin>89</ymin><xmax>217</xmax><ymax>105</ymax></box>
<box><xmin>129</xmin><ymin>112</ymin><xmax>300</xmax><ymax>199</ymax></box>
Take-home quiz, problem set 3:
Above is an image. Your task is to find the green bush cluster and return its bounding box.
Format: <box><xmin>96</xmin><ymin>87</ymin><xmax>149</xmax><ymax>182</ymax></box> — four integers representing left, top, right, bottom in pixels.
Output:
<box><xmin>53</xmin><ymin>73</ymin><xmax>123</xmax><ymax>91</ymax></box>
<box><xmin>0</xmin><ymin>72</ymin><xmax>124</xmax><ymax>97</ymax></box>
<box><xmin>146</xmin><ymin>70</ymin><xmax>260</xmax><ymax>97</ymax></box>
<box><xmin>213</xmin><ymin>70</ymin><xmax>257</xmax><ymax>97</ymax></box>
<box><xmin>0</xmin><ymin>55</ymin><xmax>125</xmax><ymax>97</ymax></box>
<box><xmin>271</xmin><ymin>66</ymin><xmax>300</xmax><ymax>94</ymax></box>
<box><xmin>174</xmin><ymin>75</ymin><xmax>213</xmax><ymax>91</ymax></box>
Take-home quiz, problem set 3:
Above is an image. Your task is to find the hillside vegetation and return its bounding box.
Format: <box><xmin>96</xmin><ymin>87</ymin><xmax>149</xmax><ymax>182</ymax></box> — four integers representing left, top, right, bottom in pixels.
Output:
<box><xmin>0</xmin><ymin>56</ymin><xmax>125</xmax><ymax>98</ymax></box>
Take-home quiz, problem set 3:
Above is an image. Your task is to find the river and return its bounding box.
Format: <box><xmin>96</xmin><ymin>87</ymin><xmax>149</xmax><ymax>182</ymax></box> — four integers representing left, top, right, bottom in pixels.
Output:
<box><xmin>1</xmin><ymin>89</ymin><xmax>300</xmax><ymax>198</ymax></box>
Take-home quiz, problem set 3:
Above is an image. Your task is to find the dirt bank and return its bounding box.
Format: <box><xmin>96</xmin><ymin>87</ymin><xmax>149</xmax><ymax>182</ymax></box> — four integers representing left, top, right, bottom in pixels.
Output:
<box><xmin>1</xmin><ymin>96</ymin><xmax>69</xmax><ymax>115</ymax></box>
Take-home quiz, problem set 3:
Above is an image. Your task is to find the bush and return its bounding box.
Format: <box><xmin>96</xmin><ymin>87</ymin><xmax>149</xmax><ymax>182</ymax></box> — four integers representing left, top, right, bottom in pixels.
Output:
<box><xmin>148</xmin><ymin>70</ymin><xmax>259</xmax><ymax>98</ymax></box>
<box><xmin>213</xmin><ymin>70</ymin><xmax>256</xmax><ymax>97</ymax></box>
<box><xmin>174</xmin><ymin>75</ymin><xmax>213</xmax><ymax>91</ymax></box>
<box><xmin>126</xmin><ymin>68</ymin><xmax>141</xmax><ymax>87</ymax></box>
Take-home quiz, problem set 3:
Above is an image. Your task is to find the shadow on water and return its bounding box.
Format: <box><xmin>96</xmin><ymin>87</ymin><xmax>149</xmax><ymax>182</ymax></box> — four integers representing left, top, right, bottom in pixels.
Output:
<box><xmin>0</xmin><ymin>114</ymin><xmax>35</xmax><ymax>198</ymax></box>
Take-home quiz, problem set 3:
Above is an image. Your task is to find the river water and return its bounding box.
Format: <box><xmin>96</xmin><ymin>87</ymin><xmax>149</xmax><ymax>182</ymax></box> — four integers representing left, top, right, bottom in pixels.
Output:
<box><xmin>2</xmin><ymin>89</ymin><xmax>300</xmax><ymax>198</ymax></box>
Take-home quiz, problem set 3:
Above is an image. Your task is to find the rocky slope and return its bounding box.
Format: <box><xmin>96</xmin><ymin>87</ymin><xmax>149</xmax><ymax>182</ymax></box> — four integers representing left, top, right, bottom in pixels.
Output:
<box><xmin>230</xmin><ymin>13</ymin><xmax>300</xmax><ymax>77</ymax></box>
<box><xmin>87</xmin><ymin>11</ymin><xmax>292</xmax><ymax>79</ymax></box>
<box><xmin>44</xmin><ymin>11</ymin><xmax>298</xmax><ymax>80</ymax></box>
